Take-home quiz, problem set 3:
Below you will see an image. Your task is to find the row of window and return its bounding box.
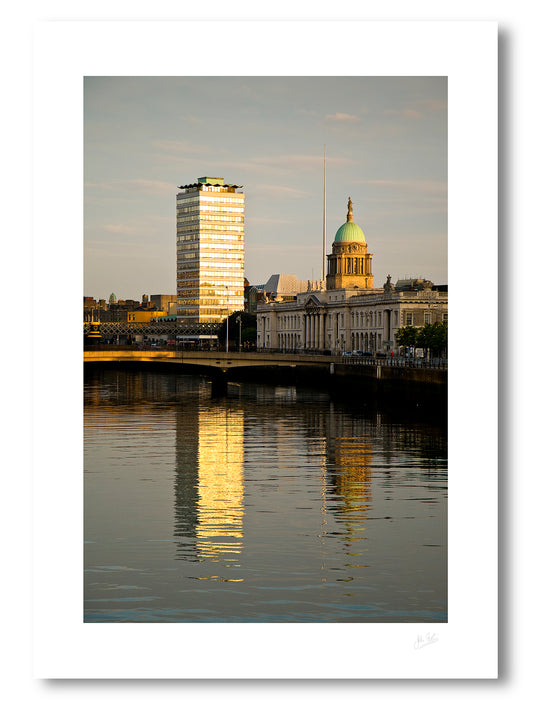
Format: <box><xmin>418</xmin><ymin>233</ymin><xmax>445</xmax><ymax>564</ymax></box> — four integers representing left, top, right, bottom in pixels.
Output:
<box><xmin>176</xmin><ymin>241</ymin><xmax>243</xmax><ymax>251</ymax></box>
<box><xmin>175</xmin><ymin>279</ymin><xmax>243</xmax><ymax>293</ymax></box>
<box><xmin>175</xmin><ymin>299</ymin><xmax>242</xmax><ymax>307</ymax></box>
<box><xmin>198</xmin><ymin>195</ymin><xmax>244</xmax><ymax>203</ymax></box>
<box><xmin>174</xmin><ymin>308</ymin><xmax>240</xmax><ymax>317</ymax></box>
<box><xmin>178</xmin><ymin>253</ymin><xmax>243</xmax><ymax>263</ymax></box>
<box><xmin>177</xmin><ymin>270</ymin><xmax>243</xmax><ymax>280</ymax></box>
<box><xmin>199</xmin><ymin>204</ymin><xmax>243</xmax><ymax>212</ymax></box>
<box><xmin>405</xmin><ymin>312</ymin><xmax>448</xmax><ymax>325</ymax></box>
<box><xmin>177</xmin><ymin>214</ymin><xmax>244</xmax><ymax>224</ymax></box>
<box><xmin>176</xmin><ymin>205</ymin><xmax>244</xmax><ymax>215</ymax></box>
<box><xmin>176</xmin><ymin>233</ymin><xmax>243</xmax><ymax>242</ymax></box>
<box><xmin>262</xmin><ymin>309</ymin><xmax>447</xmax><ymax>331</ymax></box>
<box><xmin>177</xmin><ymin>257</ymin><xmax>243</xmax><ymax>267</ymax></box>
<box><xmin>176</xmin><ymin>194</ymin><xmax>244</xmax><ymax>204</ymax></box>
<box><xmin>176</xmin><ymin>226</ymin><xmax>245</xmax><ymax>236</ymax></box>
<box><xmin>176</xmin><ymin>292</ymin><xmax>243</xmax><ymax>301</ymax></box>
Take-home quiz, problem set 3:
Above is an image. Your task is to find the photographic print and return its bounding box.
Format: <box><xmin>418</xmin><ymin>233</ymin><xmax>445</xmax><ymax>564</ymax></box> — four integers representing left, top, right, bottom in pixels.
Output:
<box><xmin>83</xmin><ymin>75</ymin><xmax>448</xmax><ymax>626</ymax></box>
<box><xmin>32</xmin><ymin>20</ymin><xmax>497</xmax><ymax>679</ymax></box>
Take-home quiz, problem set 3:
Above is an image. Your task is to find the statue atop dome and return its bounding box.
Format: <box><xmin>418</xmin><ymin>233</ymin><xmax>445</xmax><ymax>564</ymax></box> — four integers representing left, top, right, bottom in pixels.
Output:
<box><xmin>347</xmin><ymin>197</ymin><xmax>353</xmax><ymax>222</ymax></box>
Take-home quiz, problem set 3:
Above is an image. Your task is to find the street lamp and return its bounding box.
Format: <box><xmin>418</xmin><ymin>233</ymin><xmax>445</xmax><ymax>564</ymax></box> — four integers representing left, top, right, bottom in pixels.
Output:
<box><xmin>236</xmin><ymin>315</ymin><xmax>242</xmax><ymax>352</ymax></box>
<box><xmin>225</xmin><ymin>285</ymin><xmax>229</xmax><ymax>353</ymax></box>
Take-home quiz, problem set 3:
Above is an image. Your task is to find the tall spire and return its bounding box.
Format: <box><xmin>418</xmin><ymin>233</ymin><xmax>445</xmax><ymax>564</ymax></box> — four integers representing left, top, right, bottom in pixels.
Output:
<box><xmin>322</xmin><ymin>145</ymin><xmax>327</xmax><ymax>281</ymax></box>
<box><xmin>347</xmin><ymin>197</ymin><xmax>353</xmax><ymax>222</ymax></box>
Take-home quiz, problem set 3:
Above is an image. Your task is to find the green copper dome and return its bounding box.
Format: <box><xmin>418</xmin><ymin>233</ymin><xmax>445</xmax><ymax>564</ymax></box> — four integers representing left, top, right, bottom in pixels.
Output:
<box><xmin>334</xmin><ymin>221</ymin><xmax>366</xmax><ymax>243</ymax></box>
<box><xmin>334</xmin><ymin>197</ymin><xmax>366</xmax><ymax>243</ymax></box>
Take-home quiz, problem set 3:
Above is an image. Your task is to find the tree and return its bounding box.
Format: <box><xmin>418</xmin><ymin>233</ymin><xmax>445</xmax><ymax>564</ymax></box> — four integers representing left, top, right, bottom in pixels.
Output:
<box><xmin>396</xmin><ymin>322</ymin><xmax>447</xmax><ymax>357</ymax></box>
<box><xmin>218</xmin><ymin>311</ymin><xmax>257</xmax><ymax>348</ymax></box>
<box><xmin>420</xmin><ymin>321</ymin><xmax>447</xmax><ymax>357</ymax></box>
<box><xmin>395</xmin><ymin>325</ymin><xmax>419</xmax><ymax>350</ymax></box>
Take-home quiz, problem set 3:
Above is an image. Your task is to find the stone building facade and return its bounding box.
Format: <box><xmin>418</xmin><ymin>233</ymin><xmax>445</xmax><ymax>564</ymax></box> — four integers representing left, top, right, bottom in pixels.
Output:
<box><xmin>256</xmin><ymin>284</ymin><xmax>448</xmax><ymax>355</ymax></box>
<box><xmin>256</xmin><ymin>198</ymin><xmax>447</xmax><ymax>355</ymax></box>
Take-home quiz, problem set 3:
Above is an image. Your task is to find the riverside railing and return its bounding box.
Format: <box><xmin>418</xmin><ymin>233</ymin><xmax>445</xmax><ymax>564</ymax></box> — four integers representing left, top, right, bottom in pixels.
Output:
<box><xmin>338</xmin><ymin>355</ymin><xmax>447</xmax><ymax>370</ymax></box>
<box><xmin>256</xmin><ymin>348</ymin><xmax>447</xmax><ymax>369</ymax></box>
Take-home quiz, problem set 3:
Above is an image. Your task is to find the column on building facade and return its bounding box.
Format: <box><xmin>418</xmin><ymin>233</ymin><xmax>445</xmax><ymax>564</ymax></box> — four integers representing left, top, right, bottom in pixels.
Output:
<box><xmin>344</xmin><ymin>306</ymin><xmax>350</xmax><ymax>351</ymax></box>
<box><xmin>319</xmin><ymin>312</ymin><xmax>324</xmax><ymax>351</ymax></box>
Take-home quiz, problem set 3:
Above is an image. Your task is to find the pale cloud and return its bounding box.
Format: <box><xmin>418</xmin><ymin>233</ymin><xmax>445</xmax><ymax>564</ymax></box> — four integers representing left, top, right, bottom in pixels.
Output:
<box><xmin>416</xmin><ymin>99</ymin><xmax>447</xmax><ymax>112</ymax></box>
<box><xmin>247</xmin><ymin>216</ymin><xmax>294</xmax><ymax>225</ymax></box>
<box><xmin>247</xmin><ymin>243</ymin><xmax>321</xmax><ymax>253</ymax></box>
<box><xmin>384</xmin><ymin>100</ymin><xmax>446</xmax><ymax>119</ymax></box>
<box><xmin>153</xmin><ymin>139</ymin><xmax>211</xmax><ymax>155</ymax></box>
<box><xmin>257</xmin><ymin>184</ymin><xmax>309</xmax><ymax>199</ymax></box>
<box><xmin>183</xmin><ymin>115</ymin><xmax>203</xmax><ymax>124</ymax></box>
<box><xmin>353</xmin><ymin>179</ymin><xmax>447</xmax><ymax>195</ymax></box>
<box><xmin>252</xmin><ymin>154</ymin><xmax>355</xmax><ymax>170</ymax></box>
<box><xmin>103</xmin><ymin>223</ymin><xmax>137</xmax><ymax>234</ymax></box>
<box><xmin>85</xmin><ymin>178</ymin><xmax>175</xmax><ymax>194</ymax></box>
<box><xmin>324</xmin><ymin>112</ymin><xmax>361</xmax><ymax>123</ymax></box>
<box><xmin>384</xmin><ymin>108</ymin><xmax>424</xmax><ymax>119</ymax></box>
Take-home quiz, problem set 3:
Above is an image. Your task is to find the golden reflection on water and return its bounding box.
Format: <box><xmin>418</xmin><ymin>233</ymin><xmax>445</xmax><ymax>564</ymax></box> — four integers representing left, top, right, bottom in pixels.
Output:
<box><xmin>327</xmin><ymin>431</ymin><xmax>373</xmax><ymax>565</ymax></box>
<box><xmin>195</xmin><ymin>406</ymin><xmax>244</xmax><ymax>564</ymax></box>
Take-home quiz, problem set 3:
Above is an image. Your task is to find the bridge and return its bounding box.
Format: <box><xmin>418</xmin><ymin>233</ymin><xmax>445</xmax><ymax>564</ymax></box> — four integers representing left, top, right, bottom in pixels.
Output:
<box><xmin>84</xmin><ymin>346</ymin><xmax>446</xmax><ymax>398</ymax></box>
<box><xmin>83</xmin><ymin>348</ymin><xmax>335</xmax><ymax>372</ymax></box>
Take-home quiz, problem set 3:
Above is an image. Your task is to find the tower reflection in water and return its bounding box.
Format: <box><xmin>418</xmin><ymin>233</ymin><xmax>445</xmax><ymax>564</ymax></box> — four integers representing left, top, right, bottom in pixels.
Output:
<box><xmin>174</xmin><ymin>401</ymin><xmax>244</xmax><ymax>576</ymax></box>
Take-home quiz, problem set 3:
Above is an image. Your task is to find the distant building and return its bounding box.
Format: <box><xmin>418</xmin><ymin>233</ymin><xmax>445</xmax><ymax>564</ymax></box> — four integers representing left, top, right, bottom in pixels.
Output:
<box><xmin>394</xmin><ymin>278</ymin><xmax>434</xmax><ymax>292</ymax></box>
<box><xmin>150</xmin><ymin>294</ymin><xmax>178</xmax><ymax>313</ymax></box>
<box><xmin>83</xmin><ymin>297</ymin><xmax>107</xmax><ymax>322</ymax></box>
<box><xmin>263</xmin><ymin>274</ymin><xmax>324</xmax><ymax>301</ymax></box>
<box><xmin>127</xmin><ymin>310</ymin><xmax>167</xmax><ymax>323</ymax></box>
<box><xmin>175</xmin><ymin>176</ymin><xmax>245</xmax><ymax>322</ymax></box>
<box><xmin>244</xmin><ymin>283</ymin><xmax>265</xmax><ymax>315</ymax></box>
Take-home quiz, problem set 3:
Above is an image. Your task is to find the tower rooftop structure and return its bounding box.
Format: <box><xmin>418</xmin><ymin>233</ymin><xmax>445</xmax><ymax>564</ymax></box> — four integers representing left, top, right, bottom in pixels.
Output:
<box><xmin>326</xmin><ymin>197</ymin><xmax>373</xmax><ymax>290</ymax></box>
<box><xmin>334</xmin><ymin>197</ymin><xmax>366</xmax><ymax>243</ymax></box>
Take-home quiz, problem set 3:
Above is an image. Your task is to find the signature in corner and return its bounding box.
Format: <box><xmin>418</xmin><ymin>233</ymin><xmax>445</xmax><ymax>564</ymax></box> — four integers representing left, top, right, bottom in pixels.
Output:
<box><xmin>414</xmin><ymin>632</ymin><xmax>439</xmax><ymax>650</ymax></box>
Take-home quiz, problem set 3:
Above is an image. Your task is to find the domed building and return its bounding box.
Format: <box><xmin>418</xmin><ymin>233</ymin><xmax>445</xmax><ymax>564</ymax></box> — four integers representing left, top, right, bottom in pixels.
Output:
<box><xmin>326</xmin><ymin>198</ymin><xmax>373</xmax><ymax>290</ymax></box>
<box><xmin>256</xmin><ymin>196</ymin><xmax>447</xmax><ymax>355</ymax></box>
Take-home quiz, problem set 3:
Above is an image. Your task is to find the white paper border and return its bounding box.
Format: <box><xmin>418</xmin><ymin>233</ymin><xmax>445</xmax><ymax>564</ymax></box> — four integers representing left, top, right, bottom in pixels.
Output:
<box><xmin>32</xmin><ymin>20</ymin><xmax>498</xmax><ymax>679</ymax></box>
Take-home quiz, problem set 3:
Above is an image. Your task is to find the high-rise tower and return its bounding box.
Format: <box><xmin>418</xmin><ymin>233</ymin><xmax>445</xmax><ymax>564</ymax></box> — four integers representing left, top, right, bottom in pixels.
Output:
<box><xmin>176</xmin><ymin>177</ymin><xmax>245</xmax><ymax>322</ymax></box>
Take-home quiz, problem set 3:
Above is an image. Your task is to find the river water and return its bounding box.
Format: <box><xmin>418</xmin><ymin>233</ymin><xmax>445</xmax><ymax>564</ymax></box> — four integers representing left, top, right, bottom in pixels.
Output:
<box><xmin>84</xmin><ymin>367</ymin><xmax>447</xmax><ymax>623</ymax></box>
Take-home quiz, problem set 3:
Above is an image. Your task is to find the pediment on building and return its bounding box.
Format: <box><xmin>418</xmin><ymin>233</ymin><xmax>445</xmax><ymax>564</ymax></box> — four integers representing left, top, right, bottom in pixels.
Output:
<box><xmin>304</xmin><ymin>295</ymin><xmax>321</xmax><ymax>309</ymax></box>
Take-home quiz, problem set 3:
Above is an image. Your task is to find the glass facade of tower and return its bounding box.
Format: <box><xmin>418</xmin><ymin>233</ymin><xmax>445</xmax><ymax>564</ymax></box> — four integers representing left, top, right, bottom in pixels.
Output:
<box><xmin>176</xmin><ymin>177</ymin><xmax>244</xmax><ymax>322</ymax></box>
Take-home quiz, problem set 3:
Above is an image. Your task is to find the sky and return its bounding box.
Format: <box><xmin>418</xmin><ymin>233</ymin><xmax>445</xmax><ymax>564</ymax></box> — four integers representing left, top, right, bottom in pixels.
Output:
<box><xmin>84</xmin><ymin>76</ymin><xmax>447</xmax><ymax>301</ymax></box>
